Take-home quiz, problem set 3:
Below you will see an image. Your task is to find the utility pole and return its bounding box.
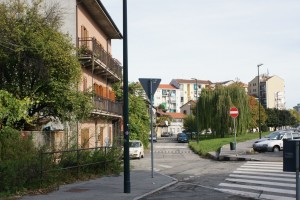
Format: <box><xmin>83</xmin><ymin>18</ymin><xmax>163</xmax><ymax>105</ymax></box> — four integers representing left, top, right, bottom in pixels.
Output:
<box><xmin>257</xmin><ymin>64</ymin><xmax>263</xmax><ymax>139</ymax></box>
<box><xmin>192</xmin><ymin>78</ymin><xmax>199</xmax><ymax>143</ymax></box>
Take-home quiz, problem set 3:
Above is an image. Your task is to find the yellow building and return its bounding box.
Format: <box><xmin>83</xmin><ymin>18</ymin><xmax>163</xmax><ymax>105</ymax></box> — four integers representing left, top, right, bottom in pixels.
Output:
<box><xmin>248</xmin><ymin>75</ymin><xmax>285</xmax><ymax>109</ymax></box>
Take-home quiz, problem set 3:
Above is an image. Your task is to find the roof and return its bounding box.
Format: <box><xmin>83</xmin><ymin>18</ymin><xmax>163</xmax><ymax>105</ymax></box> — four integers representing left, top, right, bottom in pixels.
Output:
<box><xmin>180</xmin><ymin>100</ymin><xmax>196</xmax><ymax>108</ymax></box>
<box><xmin>166</xmin><ymin>112</ymin><xmax>186</xmax><ymax>119</ymax></box>
<box><xmin>158</xmin><ymin>84</ymin><xmax>177</xmax><ymax>89</ymax></box>
<box><xmin>173</xmin><ymin>79</ymin><xmax>212</xmax><ymax>85</ymax></box>
<box><xmin>81</xmin><ymin>0</ymin><xmax>122</xmax><ymax>39</ymax></box>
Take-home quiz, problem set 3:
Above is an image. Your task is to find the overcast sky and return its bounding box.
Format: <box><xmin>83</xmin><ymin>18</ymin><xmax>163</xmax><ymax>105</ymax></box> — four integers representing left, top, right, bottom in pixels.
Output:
<box><xmin>101</xmin><ymin>0</ymin><xmax>300</xmax><ymax>109</ymax></box>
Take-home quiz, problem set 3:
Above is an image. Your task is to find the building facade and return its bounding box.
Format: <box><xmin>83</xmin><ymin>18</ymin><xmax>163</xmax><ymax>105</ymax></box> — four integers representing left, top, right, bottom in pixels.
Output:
<box><xmin>154</xmin><ymin>84</ymin><xmax>181</xmax><ymax>113</ymax></box>
<box><xmin>170</xmin><ymin>79</ymin><xmax>212</xmax><ymax>107</ymax></box>
<box><xmin>59</xmin><ymin>0</ymin><xmax>123</xmax><ymax>148</ymax></box>
<box><xmin>248</xmin><ymin>75</ymin><xmax>285</xmax><ymax>109</ymax></box>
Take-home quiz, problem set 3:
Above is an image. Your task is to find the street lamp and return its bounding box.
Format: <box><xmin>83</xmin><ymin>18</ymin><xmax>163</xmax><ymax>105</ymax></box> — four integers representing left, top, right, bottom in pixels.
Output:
<box><xmin>191</xmin><ymin>78</ymin><xmax>199</xmax><ymax>144</ymax></box>
<box><xmin>257</xmin><ymin>64</ymin><xmax>263</xmax><ymax>139</ymax></box>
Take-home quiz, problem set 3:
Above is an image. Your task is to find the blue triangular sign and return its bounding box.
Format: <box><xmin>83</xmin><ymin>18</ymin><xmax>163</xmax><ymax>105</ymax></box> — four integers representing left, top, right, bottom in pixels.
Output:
<box><xmin>139</xmin><ymin>78</ymin><xmax>161</xmax><ymax>100</ymax></box>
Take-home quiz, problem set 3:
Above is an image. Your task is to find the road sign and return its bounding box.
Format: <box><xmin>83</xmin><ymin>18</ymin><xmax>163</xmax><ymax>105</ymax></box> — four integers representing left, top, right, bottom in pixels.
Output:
<box><xmin>139</xmin><ymin>78</ymin><xmax>161</xmax><ymax>100</ymax></box>
<box><xmin>230</xmin><ymin>107</ymin><xmax>239</xmax><ymax>118</ymax></box>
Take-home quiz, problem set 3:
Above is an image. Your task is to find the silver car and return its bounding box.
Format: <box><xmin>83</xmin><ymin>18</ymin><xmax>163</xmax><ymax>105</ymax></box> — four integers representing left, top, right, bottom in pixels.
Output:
<box><xmin>253</xmin><ymin>131</ymin><xmax>300</xmax><ymax>152</ymax></box>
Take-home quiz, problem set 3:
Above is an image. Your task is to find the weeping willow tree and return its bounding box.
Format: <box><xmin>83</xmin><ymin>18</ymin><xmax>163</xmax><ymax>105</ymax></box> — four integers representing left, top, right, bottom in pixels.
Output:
<box><xmin>198</xmin><ymin>83</ymin><xmax>251</xmax><ymax>137</ymax></box>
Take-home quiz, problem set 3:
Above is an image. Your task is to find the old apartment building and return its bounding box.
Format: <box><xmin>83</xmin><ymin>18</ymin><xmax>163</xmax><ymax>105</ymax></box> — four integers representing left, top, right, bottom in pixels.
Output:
<box><xmin>248</xmin><ymin>75</ymin><xmax>285</xmax><ymax>110</ymax></box>
<box><xmin>59</xmin><ymin>0</ymin><xmax>123</xmax><ymax>148</ymax></box>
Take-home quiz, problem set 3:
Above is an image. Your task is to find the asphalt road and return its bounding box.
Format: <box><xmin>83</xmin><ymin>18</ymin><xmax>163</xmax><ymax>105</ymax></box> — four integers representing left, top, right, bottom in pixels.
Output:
<box><xmin>132</xmin><ymin>136</ymin><xmax>261</xmax><ymax>200</ymax></box>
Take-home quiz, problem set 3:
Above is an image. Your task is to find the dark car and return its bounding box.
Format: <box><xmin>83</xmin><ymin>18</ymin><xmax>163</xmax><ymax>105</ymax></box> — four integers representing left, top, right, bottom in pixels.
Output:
<box><xmin>161</xmin><ymin>132</ymin><xmax>171</xmax><ymax>137</ymax></box>
<box><xmin>177</xmin><ymin>133</ymin><xmax>188</xmax><ymax>143</ymax></box>
<box><xmin>149</xmin><ymin>133</ymin><xmax>157</xmax><ymax>142</ymax></box>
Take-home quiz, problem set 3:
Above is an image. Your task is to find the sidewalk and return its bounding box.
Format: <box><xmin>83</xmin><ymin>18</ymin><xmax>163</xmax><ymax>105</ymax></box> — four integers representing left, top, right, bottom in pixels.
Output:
<box><xmin>21</xmin><ymin>170</ymin><xmax>177</xmax><ymax>200</ymax></box>
<box><xmin>208</xmin><ymin>139</ymin><xmax>262</xmax><ymax>161</ymax></box>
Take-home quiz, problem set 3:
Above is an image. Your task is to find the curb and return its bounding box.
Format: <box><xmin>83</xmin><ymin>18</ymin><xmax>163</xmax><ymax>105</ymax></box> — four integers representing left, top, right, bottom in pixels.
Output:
<box><xmin>134</xmin><ymin>172</ymin><xmax>178</xmax><ymax>200</ymax></box>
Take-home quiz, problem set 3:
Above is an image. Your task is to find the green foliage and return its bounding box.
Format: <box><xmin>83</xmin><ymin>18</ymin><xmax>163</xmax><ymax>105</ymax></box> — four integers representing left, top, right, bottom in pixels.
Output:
<box><xmin>198</xmin><ymin>84</ymin><xmax>252</xmax><ymax>137</ymax></box>
<box><xmin>128</xmin><ymin>83</ymin><xmax>150</xmax><ymax>147</ymax></box>
<box><xmin>0</xmin><ymin>127</ymin><xmax>122</xmax><ymax>196</ymax></box>
<box><xmin>0</xmin><ymin>90</ymin><xmax>32</xmax><ymax>128</ymax></box>
<box><xmin>189</xmin><ymin>132</ymin><xmax>269</xmax><ymax>157</ymax></box>
<box><xmin>0</xmin><ymin>0</ymin><xmax>93</xmax><ymax>128</ymax></box>
<box><xmin>183</xmin><ymin>114</ymin><xmax>196</xmax><ymax>132</ymax></box>
<box><xmin>265</xmin><ymin>108</ymin><xmax>297</xmax><ymax>130</ymax></box>
<box><xmin>0</xmin><ymin>127</ymin><xmax>41</xmax><ymax>195</ymax></box>
<box><xmin>113</xmin><ymin>82</ymin><xmax>150</xmax><ymax>146</ymax></box>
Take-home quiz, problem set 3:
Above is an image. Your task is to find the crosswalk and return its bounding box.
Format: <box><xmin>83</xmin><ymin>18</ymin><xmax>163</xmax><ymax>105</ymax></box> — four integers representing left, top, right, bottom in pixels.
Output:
<box><xmin>217</xmin><ymin>161</ymin><xmax>297</xmax><ymax>200</ymax></box>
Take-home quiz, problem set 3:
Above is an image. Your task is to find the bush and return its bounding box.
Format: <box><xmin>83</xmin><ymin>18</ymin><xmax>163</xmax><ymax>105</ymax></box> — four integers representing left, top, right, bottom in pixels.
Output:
<box><xmin>0</xmin><ymin>127</ymin><xmax>41</xmax><ymax>196</ymax></box>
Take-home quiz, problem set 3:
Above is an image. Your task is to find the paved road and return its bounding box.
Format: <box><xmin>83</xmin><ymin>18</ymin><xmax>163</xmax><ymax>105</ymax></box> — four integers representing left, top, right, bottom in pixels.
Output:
<box><xmin>133</xmin><ymin>137</ymin><xmax>254</xmax><ymax>199</ymax></box>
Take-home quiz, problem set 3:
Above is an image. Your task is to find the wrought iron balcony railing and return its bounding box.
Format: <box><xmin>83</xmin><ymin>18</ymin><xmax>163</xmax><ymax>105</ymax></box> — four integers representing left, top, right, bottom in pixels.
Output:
<box><xmin>78</xmin><ymin>37</ymin><xmax>122</xmax><ymax>81</ymax></box>
<box><xmin>93</xmin><ymin>96</ymin><xmax>123</xmax><ymax>116</ymax></box>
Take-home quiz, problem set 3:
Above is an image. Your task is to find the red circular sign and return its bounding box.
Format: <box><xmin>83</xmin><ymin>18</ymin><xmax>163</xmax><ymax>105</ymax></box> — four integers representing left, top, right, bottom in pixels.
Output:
<box><xmin>230</xmin><ymin>107</ymin><xmax>239</xmax><ymax>118</ymax></box>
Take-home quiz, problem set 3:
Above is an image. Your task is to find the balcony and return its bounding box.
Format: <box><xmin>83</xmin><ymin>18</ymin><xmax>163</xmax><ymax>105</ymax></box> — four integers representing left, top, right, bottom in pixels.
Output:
<box><xmin>78</xmin><ymin>37</ymin><xmax>122</xmax><ymax>83</ymax></box>
<box><xmin>92</xmin><ymin>96</ymin><xmax>123</xmax><ymax>118</ymax></box>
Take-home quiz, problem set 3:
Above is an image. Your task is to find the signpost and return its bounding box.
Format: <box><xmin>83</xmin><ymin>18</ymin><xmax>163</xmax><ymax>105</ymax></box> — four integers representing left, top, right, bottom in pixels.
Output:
<box><xmin>230</xmin><ymin>107</ymin><xmax>239</xmax><ymax>155</ymax></box>
<box><xmin>139</xmin><ymin>78</ymin><xmax>161</xmax><ymax>178</ymax></box>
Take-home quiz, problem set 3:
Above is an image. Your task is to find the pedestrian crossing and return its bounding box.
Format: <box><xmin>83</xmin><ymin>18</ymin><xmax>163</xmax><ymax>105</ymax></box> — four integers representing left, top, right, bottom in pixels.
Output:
<box><xmin>217</xmin><ymin>161</ymin><xmax>297</xmax><ymax>200</ymax></box>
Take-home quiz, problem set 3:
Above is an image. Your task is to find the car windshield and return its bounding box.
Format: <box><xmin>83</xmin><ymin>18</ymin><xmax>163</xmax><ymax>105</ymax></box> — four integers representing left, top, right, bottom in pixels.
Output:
<box><xmin>129</xmin><ymin>142</ymin><xmax>140</xmax><ymax>147</ymax></box>
<box><xmin>266</xmin><ymin>132</ymin><xmax>283</xmax><ymax>140</ymax></box>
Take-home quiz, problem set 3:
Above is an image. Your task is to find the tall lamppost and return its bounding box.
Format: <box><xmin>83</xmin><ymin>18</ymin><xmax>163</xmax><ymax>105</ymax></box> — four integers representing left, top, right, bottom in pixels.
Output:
<box><xmin>191</xmin><ymin>78</ymin><xmax>199</xmax><ymax>144</ymax></box>
<box><xmin>257</xmin><ymin>64</ymin><xmax>263</xmax><ymax>139</ymax></box>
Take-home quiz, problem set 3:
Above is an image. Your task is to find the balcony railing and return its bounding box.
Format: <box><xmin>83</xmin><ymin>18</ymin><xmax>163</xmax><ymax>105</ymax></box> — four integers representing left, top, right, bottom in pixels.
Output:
<box><xmin>93</xmin><ymin>96</ymin><xmax>123</xmax><ymax>116</ymax></box>
<box><xmin>78</xmin><ymin>37</ymin><xmax>122</xmax><ymax>80</ymax></box>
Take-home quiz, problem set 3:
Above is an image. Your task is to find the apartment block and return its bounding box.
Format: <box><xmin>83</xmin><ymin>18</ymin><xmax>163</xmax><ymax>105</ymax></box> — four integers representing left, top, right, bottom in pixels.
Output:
<box><xmin>60</xmin><ymin>0</ymin><xmax>123</xmax><ymax>148</ymax></box>
<box><xmin>154</xmin><ymin>84</ymin><xmax>181</xmax><ymax>113</ymax></box>
<box><xmin>170</xmin><ymin>79</ymin><xmax>212</xmax><ymax>107</ymax></box>
<box><xmin>248</xmin><ymin>75</ymin><xmax>285</xmax><ymax>109</ymax></box>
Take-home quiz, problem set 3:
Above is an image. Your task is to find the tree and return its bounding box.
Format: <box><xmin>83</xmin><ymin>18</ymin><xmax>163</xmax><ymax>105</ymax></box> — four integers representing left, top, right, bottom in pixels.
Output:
<box><xmin>266</xmin><ymin>108</ymin><xmax>297</xmax><ymax>130</ymax></box>
<box><xmin>290</xmin><ymin>109</ymin><xmax>300</xmax><ymax>125</ymax></box>
<box><xmin>113</xmin><ymin>82</ymin><xmax>150</xmax><ymax>146</ymax></box>
<box><xmin>183</xmin><ymin>114</ymin><xmax>196</xmax><ymax>133</ymax></box>
<box><xmin>0</xmin><ymin>90</ymin><xmax>31</xmax><ymax>128</ymax></box>
<box><xmin>0</xmin><ymin>0</ymin><xmax>93</xmax><ymax>128</ymax></box>
<box><xmin>198</xmin><ymin>84</ymin><xmax>252</xmax><ymax>137</ymax></box>
<box><xmin>248</xmin><ymin>95</ymin><xmax>267</xmax><ymax>130</ymax></box>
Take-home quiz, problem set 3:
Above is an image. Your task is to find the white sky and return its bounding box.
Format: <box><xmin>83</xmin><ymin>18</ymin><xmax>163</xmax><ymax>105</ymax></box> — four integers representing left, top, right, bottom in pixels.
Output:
<box><xmin>101</xmin><ymin>0</ymin><xmax>300</xmax><ymax>109</ymax></box>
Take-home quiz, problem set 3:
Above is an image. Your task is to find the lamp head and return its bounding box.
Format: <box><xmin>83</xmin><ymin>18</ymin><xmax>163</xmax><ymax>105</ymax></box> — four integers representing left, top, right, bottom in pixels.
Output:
<box><xmin>257</xmin><ymin>64</ymin><xmax>263</xmax><ymax>67</ymax></box>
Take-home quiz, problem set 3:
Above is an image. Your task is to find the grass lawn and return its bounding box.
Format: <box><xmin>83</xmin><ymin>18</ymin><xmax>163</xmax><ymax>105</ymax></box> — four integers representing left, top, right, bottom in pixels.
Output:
<box><xmin>189</xmin><ymin>132</ymin><xmax>269</xmax><ymax>157</ymax></box>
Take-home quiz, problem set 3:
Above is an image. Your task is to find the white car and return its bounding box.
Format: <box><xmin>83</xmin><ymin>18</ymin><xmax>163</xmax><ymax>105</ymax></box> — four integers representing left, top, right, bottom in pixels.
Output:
<box><xmin>253</xmin><ymin>131</ymin><xmax>300</xmax><ymax>152</ymax></box>
<box><xmin>129</xmin><ymin>140</ymin><xmax>144</xmax><ymax>159</ymax></box>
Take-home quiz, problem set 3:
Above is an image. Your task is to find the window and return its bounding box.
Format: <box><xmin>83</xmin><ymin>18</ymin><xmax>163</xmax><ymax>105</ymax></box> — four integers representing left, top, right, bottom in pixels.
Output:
<box><xmin>83</xmin><ymin>77</ymin><xmax>87</xmax><ymax>91</ymax></box>
<box><xmin>81</xmin><ymin>26</ymin><xmax>89</xmax><ymax>47</ymax></box>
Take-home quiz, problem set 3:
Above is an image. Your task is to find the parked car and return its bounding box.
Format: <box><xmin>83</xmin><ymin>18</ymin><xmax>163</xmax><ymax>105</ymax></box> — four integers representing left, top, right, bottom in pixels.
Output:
<box><xmin>161</xmin><ymin>132</ymin><xmax>171</xmax><ymax>137</ymax></box>
<box><xmin>177</xmin><ymin>133</ymin><xmax>189</xmax><ymax>143</ymax></box>
<box><xmin>148</xmin><ymin>133</ymin><xmax>157</xmax><ymax>142</ymax></box>
<box><xmin>253</xmin><ymin>130</ymin><xmax>300</xmax><ymax>152</ymax></box>
<box><xmin>129</xmin><ymin>140</ymin><xmax>144</xmax><ymax>159</ymax></box>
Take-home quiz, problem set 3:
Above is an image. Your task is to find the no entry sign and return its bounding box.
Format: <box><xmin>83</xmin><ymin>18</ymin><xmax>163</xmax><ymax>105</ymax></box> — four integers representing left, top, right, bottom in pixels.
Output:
<box><xmin>230</xmin><ymin>107</ymin><xmax>239</xmax><ymax>118</ymax></box>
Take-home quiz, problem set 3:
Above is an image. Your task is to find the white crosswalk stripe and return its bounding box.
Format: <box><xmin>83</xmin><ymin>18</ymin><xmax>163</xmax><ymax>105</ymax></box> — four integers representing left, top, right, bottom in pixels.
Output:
<box><xmin>216</xmin><ymin>161</ymin><xmax>298</xmax><ymax>199</ymax></box>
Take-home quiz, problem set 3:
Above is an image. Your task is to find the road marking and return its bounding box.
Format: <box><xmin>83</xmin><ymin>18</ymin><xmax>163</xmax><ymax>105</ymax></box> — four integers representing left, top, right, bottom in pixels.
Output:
<box><xmin>225</xmin><ymin>178</ymin><xmax>295</xmax><ymax>187</ymax></box>
<box><xmin>229</xmin><ymin>174</ymin><xmax>295</xmax><ymax>182</ymax></box>
<box><xmin>233</xmin><ymin>170</ymin><xmax>295</xmax><ymax>177</ymax></box>
<box><xmin>236</xmin><ymin>167</ymin><xmax>282</xmax><ymax>173</ymax></box>
<box><xmin>218</xmin><ymin>161</ymin><xmax>297</xmax><ymax>199</ymax></box>
<box><xmin>219</xmin><ymin>182</ymin><xmax>295</xmax><ymax>195</ymax></box>
<box><xmin>218</xmin><ymin>188</ymin><xmax>295</xmax><ymax>200</ymax></box>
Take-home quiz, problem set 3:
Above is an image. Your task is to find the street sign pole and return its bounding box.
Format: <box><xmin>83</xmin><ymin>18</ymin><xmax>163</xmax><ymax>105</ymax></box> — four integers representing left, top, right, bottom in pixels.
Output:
<box><xmin>139</xmin><ymin>78</ymin><xmax>161</xmax><ymax>178</ymax></box>
<box><xmin>230</xmin><ymin>107</ymin><xmax>239</xmax><ymax>155</ymax></box>
<box><xmin>149</xmin><ymin>79</ymin><xmax>154</xmax><ymax>178</ymax></box>
<box><xmin>234</xmin><ymin>117</ymin><xmax>237</xmax><ymax>156</ymax></box>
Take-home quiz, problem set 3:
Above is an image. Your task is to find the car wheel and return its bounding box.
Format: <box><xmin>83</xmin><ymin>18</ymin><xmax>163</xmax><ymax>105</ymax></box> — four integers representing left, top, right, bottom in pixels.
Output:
<box><xmin>273</xmin><ymin>146</ymin><xmax>280</xmax><ymax>152</ymax></box>
<box><xmin>138</xmin><ymin>153</ymin><xmax>141</xmax><ymax>159</ymax></box>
